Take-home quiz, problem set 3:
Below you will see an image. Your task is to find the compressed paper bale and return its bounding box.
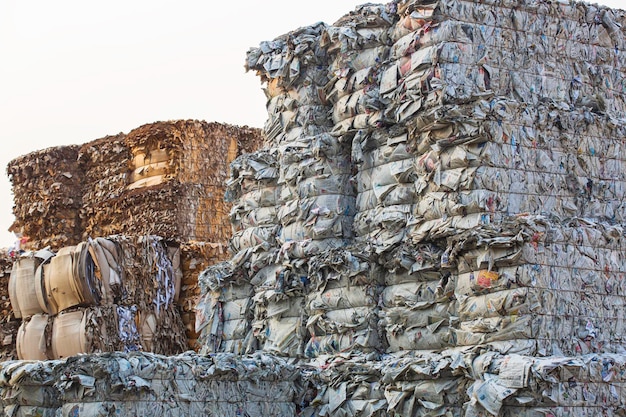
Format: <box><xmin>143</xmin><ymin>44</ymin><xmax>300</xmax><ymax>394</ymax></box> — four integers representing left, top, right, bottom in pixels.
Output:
<box><xmin>353</xmin><ymin>204</ymin><xmax>413</xmax><ymax>250</ymax></box>
<box><xmin>225</xmin><ymin>151</ymin><xmax>282</xmax><ymax>270</ymax></box>
<box><xmin>380</xmin><ymin>3</ymin><xmax>624</xmax><ymax>114</ymax></box>
<box><xmin>356</xmin><ymin>184</ymin><xmax>417</xmax><ymax>209</ymax></box>
<box><xmin>227</xmin><ymin>164</ymin><xmax>280</xmax><ymax>208</ymax></box>
<box><xmin>196</xmin><ymin>290</ymin><xmax>255</xmax><ymax>355</ymax></box>
<box><xmin>230</xmin><ymin>225</ymin><xmax>279</xmax><ymax>253</ymax></box>
<box><xmin>456</xmin><ymin>312</ymin><xmax>626</xmax><ymax>356</ymax></box>
<box><xmin>308</xmin><ymin>306</ymin><xmax>377</xmax><ymax>332</ymax></box>
<box><xmin>384</xmin><ymin>322</ymin><xmax>453</xmax><ymax>352</ymax></box>
<box><xmin>500</xmin><ymin>382</ymin><xmax>626</xmax><ymax>408</ymax></box>
<box><xmin>307</xmin><ymin>285</ymin><xmax>377</xmax><ymax>311</ymax></box>
<box><xmin>381</xmin><ymin>281</ymin><xmax>445</xmax><ymax>309</ymax></box>
<box><xmin>303</xmin><ymin>250</ymin><xmax>385</xmax><ymax>358</ymax></box>
<box><xmin>245</xmin><ymin>22</ymin><xmax>329</xmax><ymax>91</ymax></box>
<box><xmin>232</xmin><ymin>206</ymin><xmax>280</xmax><ymax>230</ymax></box>
<box><xmin>280</xmin><ymin>216</ymin><xmax>355</xmax><ymax>241</ymax></box>
<box><xmin>246</xmin><ymin>23</ymin><xmax>332</xmax><ymax>146</ymax></box>
<box><xmin>219</xmin><ymin>297</ymin><xmax>251</xmax><ymax>322</ymax></box>
<box><xmin>274</xmin><ymin>132</ymin><xmax>356</xmax><ymax>252</ymax></box>
<box><xmin>7</xmin><ymin>145</ymin><xmax>84</xmax><ymax>251</ymax></box>
<box><xmin>324</xmin><ymin>7</ymin><xmax>393</xmax><ymax>136</ymax></box>
<box><xmin>103</xmin><ymin>235</ymin><xmax>187</xmax><ymax>355</ymax></box>
<box><xmin>276</xmin><ymin>194</ymin><xmax>356</xmax><ymax>228</ymax></box>
<box><xmin>357</xmin><ymin>158</ymin><xmax>416</xmax><ymax>192</ymax></box>
<box><xmin>125</xmin><ymin>121</ymin><xmax>240</xmax><ymax>187</ymax></box>
<box><xmin>196</xmin><ymin>262</ymin><xmax>255</xmax><ymax>354</ymax></box>
<box><xmin>260</xmin><ymin>316</ymin><xmax>305</xmax><ymax>357</ymax></box>
<box><xmin>87</xmin><ymin>183</ymin><xmax>226</xmax><ymax>242</ymax></box>
<box><xmin>305</xmin><ymin>325</ymin><xmax>382</xmax><ymax>358</ymax></box>
<box><xmin>80</xmin><ymin>121</ymin><xmax>262</xmax><ymax>243</ymax></box>
<box><xmin>462</xmin><ymin>352</ymin><xmax>626</xmax><ymax>415</ymax></box>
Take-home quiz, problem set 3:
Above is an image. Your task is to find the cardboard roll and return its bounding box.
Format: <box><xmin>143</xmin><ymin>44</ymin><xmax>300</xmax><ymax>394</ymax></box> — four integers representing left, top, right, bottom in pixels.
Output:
<box><xmin>9</xmin><ymin>257</ymin><xmax>39</xmax><ymax>319</ymax></box>
<box><xmin>128</xmin><ymin>147</ymin><xmax>174</xmax><ymax>189</ymax></box>
<box><xmin>46</xmin><ymin>243</ymin><xmax>101</xmax><ymax>314</ymax></box>
<box><xmin>9</xmin><ymin>250</ymin><xmax>55</xmax><ymax>319</ymax></box>
<box><xmin>51</xmin><ymin>309</ymin><xmax>89</xmax><ymax>359</ymax></box>
<box><xmin>17</xmin><ymin>314</ymin><xmax>51</xmax><ymax>360</ymax></box>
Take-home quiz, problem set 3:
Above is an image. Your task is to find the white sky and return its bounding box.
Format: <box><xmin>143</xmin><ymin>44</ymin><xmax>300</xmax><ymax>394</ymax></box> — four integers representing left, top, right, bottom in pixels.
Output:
<box><xmin>0</xmin><ymin>0</ymin><xmax>623</xmax><ymax>249</ymax></box>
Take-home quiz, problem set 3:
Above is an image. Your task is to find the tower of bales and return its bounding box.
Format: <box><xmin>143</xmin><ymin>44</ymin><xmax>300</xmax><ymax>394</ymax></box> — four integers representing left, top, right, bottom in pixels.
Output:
<box><xmin>196</xmin><ymin>0</ymin><xmax>626</xmax><ymax>415</ymax></box>
<box><xmin>5</xmin><ymin>121</ymin><xmax>263</xmax><ymax>358</ymax></box>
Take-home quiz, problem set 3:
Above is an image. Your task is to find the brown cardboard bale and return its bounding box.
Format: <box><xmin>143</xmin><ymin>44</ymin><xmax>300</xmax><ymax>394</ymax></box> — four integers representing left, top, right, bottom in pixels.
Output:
<box><xmin>7</xmin><ymin>145</ymin><xmax>84</xmax><ymax>251</ymax></box>
<box><xmin>82</xmin><ymin>120</ymin><xmax>262</xmax><ymax>243</ymax></box>
<box><xmin>7</xmin><ymin>120</ymin><xmax>261</xmax><ymax>250</ymax></box>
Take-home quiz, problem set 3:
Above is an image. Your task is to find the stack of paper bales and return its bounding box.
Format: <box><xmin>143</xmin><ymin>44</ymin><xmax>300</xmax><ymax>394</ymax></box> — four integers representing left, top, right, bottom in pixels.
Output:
<box><xmin>6</xmin><ymin>120</ymin><xmax>262</xmax><ymax>353</ymax></box>
<box><xmin>244</xmin><ymin>22</ymin><xmax>345</xmax><ymax>356</ymax></box>
<box><xmin>8</xmin><ymin>121</ymin><xmax>262</xmax><ymax>248</ymax></box>
<box><xmin>198</xmin><ymin>0</ymin><xmax>626</xmax><ymax>415</ymax></box>
<box><xmin>303</xmin><ymin>245</ymin><xmax>384</xmax><ymax>358</ymax></box>
<box><xmin>10</xmin><ymin>236</ymin><xmax>186</xmax><ymax>360</ymax></box>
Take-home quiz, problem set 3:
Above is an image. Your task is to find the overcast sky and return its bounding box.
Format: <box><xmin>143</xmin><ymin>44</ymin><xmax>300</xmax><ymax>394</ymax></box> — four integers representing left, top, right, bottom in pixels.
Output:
<box><xmin>0</xmin><ymin>0</ymin><xmax>623</xmax><ymax>249</ymax></box>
